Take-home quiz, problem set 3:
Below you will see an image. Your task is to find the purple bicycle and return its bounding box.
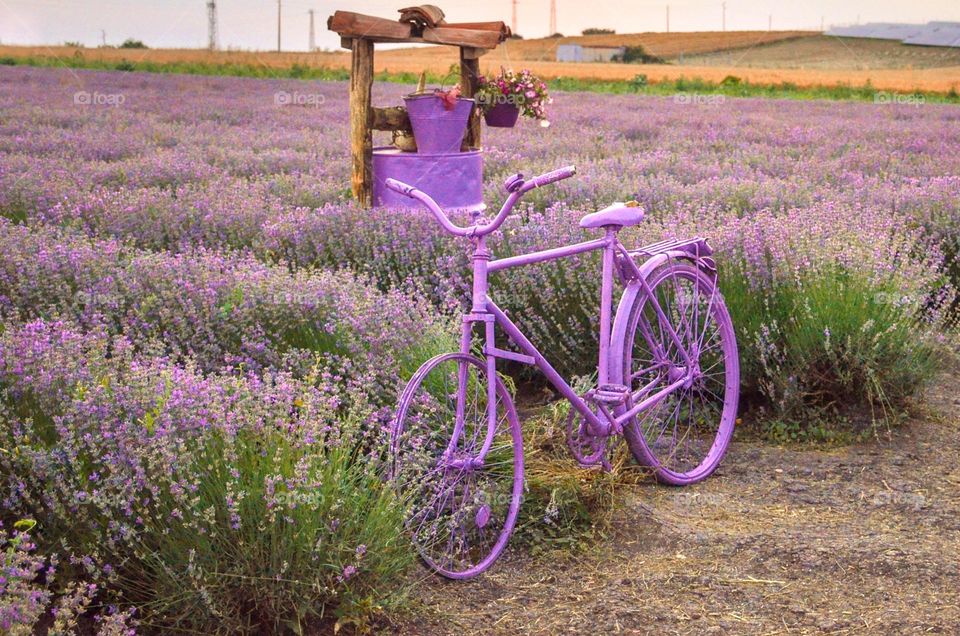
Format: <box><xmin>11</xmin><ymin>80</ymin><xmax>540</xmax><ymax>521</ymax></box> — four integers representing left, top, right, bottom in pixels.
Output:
<box><xmin>385</xmin><ymin>165</ymin><xmax>739</xmax><ymax>579</ymax></box>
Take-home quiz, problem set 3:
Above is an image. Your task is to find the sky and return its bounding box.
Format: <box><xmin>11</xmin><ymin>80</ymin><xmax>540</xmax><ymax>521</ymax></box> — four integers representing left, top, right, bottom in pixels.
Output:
<box><xmin>2</xmin><ymin>0</ymin><xmax>960</xmax><ymax>52</ymax></box>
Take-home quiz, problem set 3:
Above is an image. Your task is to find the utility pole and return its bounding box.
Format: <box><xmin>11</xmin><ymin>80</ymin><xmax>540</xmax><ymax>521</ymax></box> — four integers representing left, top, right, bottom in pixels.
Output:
<box><xmin>666</xmin><ymin>5</ymin><xmax>670</xmax><ymax>32</ymax></box>
<box><xmin>768</xmin><ymin>14</ymin><xmax>771</xmax><ymax>31</ymax></box>
<box><xmin>820</xmin><ymin>16</ymin><xmax>825</xmax><ymax>32</ymax></box>
<box><xmin>549</xmin><ymin>0</ymin><xmax>556</xmax><ymax>35</ymax></box>
<box><xmin>100</xmin><ymin>29</ymin><xmax>106</xmax><ymax>46</ymax></box>
<box><xmin>721</xmin><ymin>2</ymin><xmax>726</xmax><ymax>32</ymax></box>
<box><xmin>277</xmin><ymin>0</ymin><xmax>282</xmax><ymax>52</ymax></box>
<box><xmin>511</xmin><ymin>0</ymin><xmax>518</xmax><ymax>35</ymax></box>
<box><xmin>308</xmin><ymin>9</ymin><xmax>316</xmax><ymax>51</ymax></box>
<box><xmin>207</xmin><ymin>0</ymin><xmax>219</xmax><ymax>51</ymax></box>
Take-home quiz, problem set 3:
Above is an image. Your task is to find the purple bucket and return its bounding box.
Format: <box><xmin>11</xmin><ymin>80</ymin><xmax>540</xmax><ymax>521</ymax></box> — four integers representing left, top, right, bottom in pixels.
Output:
<box><xmin>484</xmin><ymin>103</ymin><xmax>520</xmax><ymax>128</ymax></box>
<box><xmin>403</xmin><ymin>94</ymin><xmax>474</xmax><ymax>154</ymax></box>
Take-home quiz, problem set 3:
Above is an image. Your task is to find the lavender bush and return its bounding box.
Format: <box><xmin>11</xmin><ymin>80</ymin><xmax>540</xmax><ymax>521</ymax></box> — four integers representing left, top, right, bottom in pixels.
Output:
<box><xmin>0</xmin><ymin>220</ymin><xmax>455</xmax><ymax>403</ymax></box>
<box><xmin>0</xmin><ymin>320</ymin><xmax>413</xmax><ymax>633</ymax></box>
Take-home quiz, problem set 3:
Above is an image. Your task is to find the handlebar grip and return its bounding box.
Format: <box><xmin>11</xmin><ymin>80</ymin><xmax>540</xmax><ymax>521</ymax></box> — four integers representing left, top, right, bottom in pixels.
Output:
<box><xmin>384</xmin><ymin>178</ymin><xmax>417</xmax><ymax>197</ymax></box>
<box><xmin>503</xmin><ymin>173</ymin><xmax>525</xmax><ymax>193</ymax></box>
<box><xmin>529</xmin><ymin>165</ymin><xmax>577</xmax><ymax>189</ymax></box>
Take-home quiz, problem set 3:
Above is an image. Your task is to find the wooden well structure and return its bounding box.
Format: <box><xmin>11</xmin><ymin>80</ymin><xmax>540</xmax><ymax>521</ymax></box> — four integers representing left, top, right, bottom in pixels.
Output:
<box><xmin>327</xmin><ymin>5</ymin><xmax>510</xmax><ymax>207</ymax></box>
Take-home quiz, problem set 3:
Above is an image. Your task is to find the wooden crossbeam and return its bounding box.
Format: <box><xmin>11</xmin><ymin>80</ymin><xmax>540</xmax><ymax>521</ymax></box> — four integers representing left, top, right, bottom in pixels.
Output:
<box><xmin>328</xmin><ymin>11</ymin><xmax>412</xmax><ymax>41</ymax></box>
<box><xmin>422</xmin><ymin>26</ymin><xmax>504</xmax><ymax>49</ymax></box>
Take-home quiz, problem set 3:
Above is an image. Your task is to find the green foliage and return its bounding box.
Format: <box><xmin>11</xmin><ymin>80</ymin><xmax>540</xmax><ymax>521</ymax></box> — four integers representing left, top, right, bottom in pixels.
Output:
<box><xmin>119</xmin><ymin>38</ymin><xmax>147</xmax><ymax>49</ymax></box>
<box><xmin>510</xmin><ymin>377</ymin><xmax>632</xmax><ymax>553</ymax></box>
<box><xmin>582</xmin><ymin>28</ymin><xmax>616</xmax><ymax>35</ymax></box>
<box><xmin>720</xmin><ymin>264</ymin><xmax>944</xmax><ymax>435</ymax></box>
<box><xmin>114</xmin><ymin>60</ymin><xmax>136</xmax><ymax>72</ymax></box>
<box><xmin>122</xmin><ymin>430</ymin><xmax>413</xmax><ymax>633</ymax></box>
<box><xmin>628</xmin><ymin>74</ymin><xmax>649</xmax><ymax>90</ymax></box>
<box><xmin>614</xmin><ymin>46</ymin><xmax>664</xmax><ymax>64</ymax></box>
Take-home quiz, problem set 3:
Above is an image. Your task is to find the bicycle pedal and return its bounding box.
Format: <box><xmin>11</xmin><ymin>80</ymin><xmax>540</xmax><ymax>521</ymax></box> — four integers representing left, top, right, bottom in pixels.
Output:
<box><xmin>592</xmin><ymin>384</ymin><xmax>630</xmax><ymax>405</ymax></box>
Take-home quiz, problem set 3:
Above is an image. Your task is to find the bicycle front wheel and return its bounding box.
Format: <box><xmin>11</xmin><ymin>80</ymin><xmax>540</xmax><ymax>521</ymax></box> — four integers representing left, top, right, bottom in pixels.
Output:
<box><xmin>390</xmin><ymin>353</ymin><xmax>523</xmax><ymax>579</ymax></box>
<box><xmin>612</xmin><ymin>262</ymin><xmax>739</xmax><ymax>485</ymax></box>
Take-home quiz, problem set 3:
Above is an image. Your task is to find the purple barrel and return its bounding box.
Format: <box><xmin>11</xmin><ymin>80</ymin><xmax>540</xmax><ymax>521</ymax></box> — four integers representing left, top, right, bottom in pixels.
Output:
<box><xmin>403</xmin><ymin>94</ymin><xmax>474</xmax><ymax>154</ymax></box>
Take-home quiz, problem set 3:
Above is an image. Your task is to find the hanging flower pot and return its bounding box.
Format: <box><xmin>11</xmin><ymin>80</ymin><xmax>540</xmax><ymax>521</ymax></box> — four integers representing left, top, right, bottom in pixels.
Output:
<box><xmin>476</xmin><ymin>68</ymin><xmax>552</xmax><ymax>129</ymax></box>
<box><xmin>402</xmin><ymin>91</ymin><xmax>473</xmax><ymax>154</ymax></box>
<box><xmin>483</xmin><ymin>102</ymin><xmax>520</xmax><ymax>128</ymax></box>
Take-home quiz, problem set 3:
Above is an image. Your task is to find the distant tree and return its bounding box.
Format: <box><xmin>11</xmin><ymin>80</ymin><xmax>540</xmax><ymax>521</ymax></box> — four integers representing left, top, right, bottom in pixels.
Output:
<box><xmin>120</xmin><ymin>38</ymin><xmax>147</xmax><ymax>49</ymax></box>
<box><xmin>613</xmin><ymin>46</ymin><xmax>664</xmax><ymax>64</ymax></box>
<box><xmin>582</xmin><ymin>28</ymin><xmax>615</xmax><ymax>35</ymax></box>
<box><xmin>508</xmin><ymin>33</ymin><xmax>524</xmax><ymax>40</ymax></box>
<box><xmin>64</xmin><ymin>41</ymin><xmax>84</xmax><ymax>48</ymax></box>
<box><xmin>547</xmin><ymin>32</ymin><xmax>564</xmax><ymax>38</ymax></box>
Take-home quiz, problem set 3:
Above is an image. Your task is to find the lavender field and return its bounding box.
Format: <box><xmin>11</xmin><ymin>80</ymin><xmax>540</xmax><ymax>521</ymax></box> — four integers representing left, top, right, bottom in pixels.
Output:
<box><xmin>1</xmin><ymin>65</ymin><xmax>958</xmax><ymax>632</ymax></box>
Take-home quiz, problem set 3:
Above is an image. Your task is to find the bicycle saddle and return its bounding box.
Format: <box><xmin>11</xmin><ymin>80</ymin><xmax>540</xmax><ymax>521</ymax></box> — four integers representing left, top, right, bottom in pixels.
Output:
<box><xmin>579</xmin><ymin>201</ymin><xmax>645</xmax><ymax>229</ymax></box>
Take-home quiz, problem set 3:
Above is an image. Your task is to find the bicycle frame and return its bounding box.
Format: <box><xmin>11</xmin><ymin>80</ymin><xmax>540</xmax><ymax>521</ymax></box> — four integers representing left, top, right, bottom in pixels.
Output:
<box><xmin>462</xmin><ymin>227</ymin><xmax>695</xmax><ymax>443</ymax></box>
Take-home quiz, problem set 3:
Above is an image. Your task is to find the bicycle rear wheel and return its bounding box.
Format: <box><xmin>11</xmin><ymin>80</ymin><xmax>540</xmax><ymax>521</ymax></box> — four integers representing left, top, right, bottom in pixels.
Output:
<box><xmin>390</xmin><ymin>353</ymin><xmax>523</xmax><ymax>578</ymax></box>
<box><xmin>612</xmin><ymin>262</ymin><xmax>739</xmax><ymax>485</ymax></box>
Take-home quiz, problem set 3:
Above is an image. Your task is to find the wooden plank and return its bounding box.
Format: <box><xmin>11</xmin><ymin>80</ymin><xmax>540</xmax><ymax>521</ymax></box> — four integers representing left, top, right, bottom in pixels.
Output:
<box><xmin>422</xmin><ymin>26</ymin><xmax>503</xmax><ymax>49</ymax></box>
<box><xmin>443</xmin><ymin>22</ymin><xmax>511</xmax><ymax>36</ymax></box>
<box><xmin>371</xmin><ymin>106</ymin><xmax>412</xmax><ymax>132</ymax></box>
<box><xmin>460</xmin><ymin>50</ymin><xmax>481</xmax><ymax>151</ymax></box>
<box><xmin>328</xmin><ymin>11</ymin><xmax>411</xmax><ymax>41</ymax></box>
<box><xmin>350</xmin><ymin>38</ymin><xmax>374</xmax><ymax>207</ymax></box>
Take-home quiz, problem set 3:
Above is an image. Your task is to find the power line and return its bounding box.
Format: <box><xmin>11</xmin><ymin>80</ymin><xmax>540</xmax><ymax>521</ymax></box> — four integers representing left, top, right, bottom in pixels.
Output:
<box><xmin>277</xmin><ymin>0</ymin><xmax>282</xmax><ymax>52</ymax></box>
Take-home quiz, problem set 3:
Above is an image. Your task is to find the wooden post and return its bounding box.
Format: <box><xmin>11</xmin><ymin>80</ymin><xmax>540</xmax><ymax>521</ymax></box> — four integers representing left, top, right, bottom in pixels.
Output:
<box><xmin>459</xmin><ymin>47</ymin><xmax>482</xmax><ymax>151</ymax></box>
<box><xmin>349</xmin><ymin>38</ymin><xmax>374</xmax><ymax>207</ymax></box>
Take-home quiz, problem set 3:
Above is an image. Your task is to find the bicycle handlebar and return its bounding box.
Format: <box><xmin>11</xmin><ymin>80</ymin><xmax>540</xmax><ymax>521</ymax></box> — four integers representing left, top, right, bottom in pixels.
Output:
<box><xmin>384</xmin><ymin>165</ymin><xmax>577</xmax><ymax>238</ymax></box>
<box><xmin>523</xmin><ymin>165</ymin><xmax>578</xmax><ymax>191</ymax></box>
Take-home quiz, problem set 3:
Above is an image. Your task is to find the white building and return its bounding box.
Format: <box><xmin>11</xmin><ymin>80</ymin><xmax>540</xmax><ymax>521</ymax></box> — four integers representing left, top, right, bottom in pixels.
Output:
<box><xmin>556</xmin><ymin>44</ymin><xmax>626</xmax><ymax>62</ymax></box>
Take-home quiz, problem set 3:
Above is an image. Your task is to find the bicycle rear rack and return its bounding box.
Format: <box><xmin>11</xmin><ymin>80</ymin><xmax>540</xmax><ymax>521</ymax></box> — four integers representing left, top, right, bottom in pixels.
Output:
<box><xmin>620</xmin><ymin>236</ymin><xmax>717</xmax><ymax>281</ymax></box>
<box><xmin>629</xmin><ymin>236</ymin><xmax>713</xmax><ymax>259</ymax></box>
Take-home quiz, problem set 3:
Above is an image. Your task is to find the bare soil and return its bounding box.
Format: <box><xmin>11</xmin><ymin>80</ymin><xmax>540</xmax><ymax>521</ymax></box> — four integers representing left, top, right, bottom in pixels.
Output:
<box><xmin>393</xmin><ymin>373</ymin><xmax>960</xmax><ymax>634</ymax></box>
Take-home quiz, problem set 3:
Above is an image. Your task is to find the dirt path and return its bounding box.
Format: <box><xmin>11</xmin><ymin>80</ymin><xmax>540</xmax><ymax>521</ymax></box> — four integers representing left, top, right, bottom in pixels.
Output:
<box><xmin>398</xmin><ymin>374</ymin><xmax>960</xmax><ymax>634</ymax></box>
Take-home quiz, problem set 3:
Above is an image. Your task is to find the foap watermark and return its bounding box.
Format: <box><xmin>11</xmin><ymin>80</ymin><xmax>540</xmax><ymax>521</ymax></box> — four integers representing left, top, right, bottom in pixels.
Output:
<box><xmin>669</xmin><ymin>491</ymin><xmax>727</xmax><ymax>510</ymax></box>
<box><xmin>869</xmin><ymin>490</ymin><xmax>927</xmax><ymax>510</ymax></box>
<box><xmin>274</xmin><ymin>90</ymin><xmax>326</xmax><ymax>108</ymax></box>
<box><xmin>874</xmin><ymin>291</ymin><xmax>920</xmax><ymax>307</ymax></box>
<box><xmin>673</xmin><ymin>93</ymin><xmax>726</xmax><ymax>107</ymax></box>
<box><xmin>475</xmin><ymin>91</ymin><xmax>523</xmax><ymax>108</ymax></box>
<box><xmin>74</xmin><ymin>91</ymin><xmax>126</xmax><ymax>107</ymax></box>
<box><xmin>874</xmin><ymin>92</ymin><xmax>925</xmax><ymax>108</ymax></box>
